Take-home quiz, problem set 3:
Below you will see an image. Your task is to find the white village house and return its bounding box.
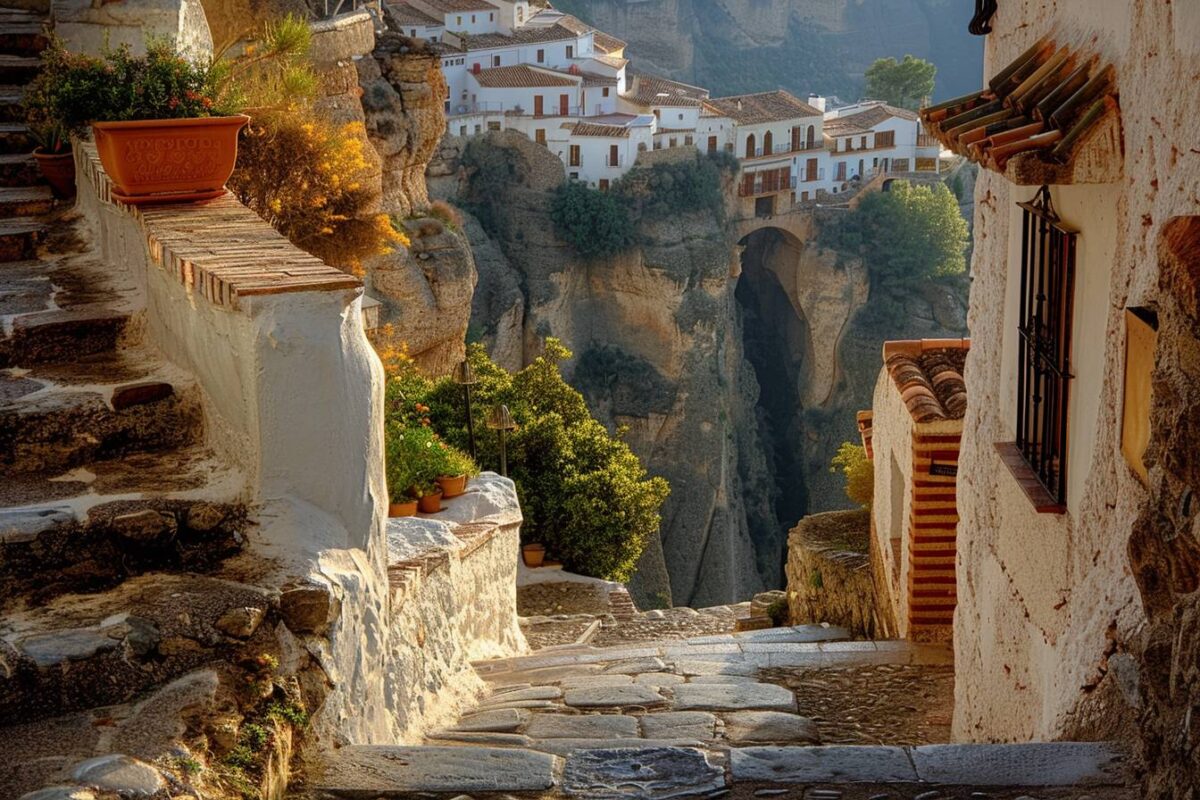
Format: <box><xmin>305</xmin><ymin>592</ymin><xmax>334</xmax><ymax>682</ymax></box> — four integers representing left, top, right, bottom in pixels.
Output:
<box><xmin>387</xmin><ymin>0</ymin><xmax>944</xmax><ymax>202</ymax></box>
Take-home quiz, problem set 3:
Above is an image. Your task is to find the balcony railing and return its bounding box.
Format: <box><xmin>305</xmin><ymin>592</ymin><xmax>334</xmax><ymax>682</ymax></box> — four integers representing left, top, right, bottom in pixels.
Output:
<box><xmin>448</xmin><ymin>101</ymin><xmax>505</xmax><ymax>118</ymax></box>
<box><xmin>743</xmin><ymin>143</ymin><xmax>820</xmax><ymax>161</ymax></box>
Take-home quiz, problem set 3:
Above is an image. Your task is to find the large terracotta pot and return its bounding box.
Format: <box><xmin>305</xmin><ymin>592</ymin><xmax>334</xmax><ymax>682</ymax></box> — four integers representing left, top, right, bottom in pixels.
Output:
<box><xmin>91</xmin><ymin>114</ymin><xmax>249</xmax><ymax>205</ymax></box>
<box><xmin>522</xmin><ymin>543</ymin><xmax>546</xmax><ymax>568</ymax></box>
<box><xmin>436</xmin><ymin>474</ymin><xmax>467</xmax><ymax>498</ymax></box>
<box><xmin>33</xmin><ymin>147</ymin><xmax>76</xmax><ymax>200</ymax></box>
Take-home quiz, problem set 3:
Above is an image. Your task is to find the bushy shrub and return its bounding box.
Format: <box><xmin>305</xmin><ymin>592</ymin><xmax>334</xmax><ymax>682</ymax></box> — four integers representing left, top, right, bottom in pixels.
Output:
<box><xmin>428</xmin><ymin>199</ymin><xmax>463</xmax><ymax>230</ymax></box>
<box><xmin>549</xmin><ymin>181</ymin><xmax>635</xmax><ymax>259</ymax></box>
<box><xmin>613</xmin><ymin>151</ymin><xmax>733</xmax><ymax>220</ymax></box>
<box><xmin>229</xmin><ymin>112</ymin><xmax>405</xmax><ymax>275</ymax></box>
<box><xmin>381</xmin><ymin>338</ymin><xmax>669</xmax><ymax>581</ymax></box>
<box><xmin>830</xmin><ymin>442</ymin><xmax>873</xmax><ymax>508</ymax></box>
<box><xmin>459</xmin><ymin>137</ymin><xmax>519</xmax><ymax>238</ymax></box>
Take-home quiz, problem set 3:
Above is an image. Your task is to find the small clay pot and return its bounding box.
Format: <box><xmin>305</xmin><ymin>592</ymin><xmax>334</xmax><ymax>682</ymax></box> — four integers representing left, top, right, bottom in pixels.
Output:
<box><xmin>417</xmin><ymin>491</ymin><xmax>443</xmax><ymax>514</ymax></box>
<box><xmin>388</xmin><ymin>499</ymin><xmax>417</xmax><ymax>517</ymax></box>
<box><xmin>437</xmin><ymin>474</ymin><xmax>467</xmax><ymax>498</ymax></box>
<box><xmin>522</xmin><ymin>543</ymin><xmax>547</xmax><ymax>568</ymax></box>
<box><xmin>33</xmin><ymin>147</ymin><xmax>76</xmax><ymax>200</ymax></box>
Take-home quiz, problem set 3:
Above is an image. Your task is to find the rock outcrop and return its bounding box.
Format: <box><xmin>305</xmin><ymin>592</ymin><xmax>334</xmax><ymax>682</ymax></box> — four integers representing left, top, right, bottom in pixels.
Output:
<box><xmin>357</xmin><ymin>31</ymin><xmax>476</xmax><ymax>373</ymax></box>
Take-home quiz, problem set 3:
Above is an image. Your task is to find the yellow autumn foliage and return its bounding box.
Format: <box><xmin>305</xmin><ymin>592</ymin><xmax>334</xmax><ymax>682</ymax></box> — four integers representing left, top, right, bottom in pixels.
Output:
<box><xmin>229</xmin><ymin>111</ymin><xmax>408</xmax><ymax>275</ymax></box>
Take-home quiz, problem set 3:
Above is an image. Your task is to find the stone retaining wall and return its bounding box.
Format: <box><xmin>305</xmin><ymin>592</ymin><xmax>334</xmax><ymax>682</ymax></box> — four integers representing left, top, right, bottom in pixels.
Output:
<box><xmin>785</xmin><ymin>509</ymin><xmax>894</xmax><ymax>638</ymax></box>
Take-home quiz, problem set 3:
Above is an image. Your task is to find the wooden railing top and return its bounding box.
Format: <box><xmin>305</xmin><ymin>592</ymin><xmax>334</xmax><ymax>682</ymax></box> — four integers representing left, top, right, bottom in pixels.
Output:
<box><xmin>79</xmin><ymin>141</ymin><xmax>362</xmax><ymax>310</ymax></box>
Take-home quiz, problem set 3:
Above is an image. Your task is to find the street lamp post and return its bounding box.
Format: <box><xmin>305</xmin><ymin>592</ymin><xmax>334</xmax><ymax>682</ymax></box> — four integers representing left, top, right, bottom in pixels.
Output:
<box><xmin>452</xmin><ymin>359</ymin><xmax>478</xmax><ymax>460</ymax></box>
<box><xmin>486</xmin><ymin>404</ymin><xmax>517</xmax><ymax>477</ymax></box>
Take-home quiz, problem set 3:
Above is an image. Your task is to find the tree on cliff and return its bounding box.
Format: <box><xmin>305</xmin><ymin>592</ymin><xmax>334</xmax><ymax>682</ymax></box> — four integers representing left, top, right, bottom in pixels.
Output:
<box><xmin>864</xmin><ymin>55</ymin><xmax>937</xmax><ymax>110</ymax></box>
<box><xmin>550</xmin><ymin>181</ymin><xmax>635</xmax><ymax>258</ymax></box>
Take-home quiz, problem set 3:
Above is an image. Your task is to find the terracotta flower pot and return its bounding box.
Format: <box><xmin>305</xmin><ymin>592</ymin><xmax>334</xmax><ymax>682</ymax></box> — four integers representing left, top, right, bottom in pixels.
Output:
<box><xmin>32</xmin><ymin>147</ymin><xmax>76</xmax><ymax>200</ymax></box>
<box><xmin>417</xmin><ymin>491</ymin><xmax>443</xmax><ymax>514</ymax></box>
<box><xmin>388</xmin><ymin>499</ymin><xmax>417</xmax><ymax>517</ymax></box>
<box><xmin>91</xmin><ymin>114</ymin><xmax>249</xmax><ymax>205</ymax></box>
<box><xmin>437</xmin><ymin>474</ymin><xmax>467</xmax><ymax>498</ymax></box>
<box><xmin>522</xmin><ymin>543</ymin><xmax>546</xmax><ymax>568</ymax></box>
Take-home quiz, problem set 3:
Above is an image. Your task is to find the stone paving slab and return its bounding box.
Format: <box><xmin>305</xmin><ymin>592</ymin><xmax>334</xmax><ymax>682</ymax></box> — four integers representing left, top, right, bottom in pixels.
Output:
<box><xmin>563</xmin><ymin>685</ymin><xmax>666</xmax><ymax>708</ymax></box>
<box><xmin>730</xmin><ymin>745</ymin><xmax>917</xmax><ymax>783</ymax></box>
<box><xmin>561</xmin><ymin>746</ymin><xmax>725</xmax><ymax>798</ymax></box>
<box><xmin>722</xmin><ymin>711</ymin><xmax>821</xmax><ymax>744</ymax></box>
<box><xmin>639</xmin><ymin>711</ymin><xmax>717</xmax><ymax>740</ymax></box>
<box><xmin>427</xmin><ymin>731</ymin><xmax>535</xmax><ymax>747</ymax></box>
<box><xmin>529</xmin><ymin>737</ymin><xmax>705</xmax><ymax>757</ymax></box>
<box><xmin>560</xmin><ymin>675</ymin><xmax>634</xmax><ymax>688</ymax></box>
<box><xmin>672</xmin><ymin>682</ymin><xmax>797</xmax><ymax>712</ymax></box>
<box><xmin>910</xmin><ymin>742</ymin><xmax>1127</xmax><ymax>786</ymax></box>
<box><xmin>482</xmin><ymin>686</ymin><xmax>562</xmax><ymax>703</ymax></box>
<box><xmin>451</xmin><ymin>708</ymin><xmax>530</xmax><ymax>732</ymax></box>
<box><xmin>601</xmin><ymin>656</ymin><xmax>669</xmax><ymax>674</ymax></box>
<box><xmin>526</xmin><ymin>713</ymin><xmax>640</xmax><ymax>739</ymax></box>
<box><xmin>635</xmin><ymin>672</ymin><xmax>686</xmax><ymax>687</ymax></box>
<box><xmin>314</xmin><ymin>745</ymin><xmax>558</xmax><ymax>796</ymax></box>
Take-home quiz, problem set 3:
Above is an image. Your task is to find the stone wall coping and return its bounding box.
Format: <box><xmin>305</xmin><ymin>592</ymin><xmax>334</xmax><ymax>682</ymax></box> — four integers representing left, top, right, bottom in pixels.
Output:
<box><xmin>77</xmin><ymin>141</ymin><xmax>363</xmax><ymax>311</ymax></box>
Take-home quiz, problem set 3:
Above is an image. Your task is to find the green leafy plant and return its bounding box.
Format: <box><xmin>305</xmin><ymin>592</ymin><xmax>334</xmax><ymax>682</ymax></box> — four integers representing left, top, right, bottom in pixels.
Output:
<box><xmin>384</xmin><ymin>338</ymin><xmax>669</xmax><ymax>582</ymax></box>
<box><xmin>865</xmin><ymin>55</ymin><xmax>937</xmax><ymax>110</ymax></box>
<box><xmin>613</xmin><ymin>150</ymin><xmax>735</xmax><ymax>221</ymax></box>
<box><xmin>766</xmin><ymin>598</ymin><xmax>789</xmax><ymax>626</ymax></box>
<box><xmin>549</xmin><ymin>180</ymin><xmax>635</xmax><ymax>259</ymax></box>
<box><xmin>830</xmin><ymin>442</ymin><xmax>873</xmax><ymax>508</ymax></box>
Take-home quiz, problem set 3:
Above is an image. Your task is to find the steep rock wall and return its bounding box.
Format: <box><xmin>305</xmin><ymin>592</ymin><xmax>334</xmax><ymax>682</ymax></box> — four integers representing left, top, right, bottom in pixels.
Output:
<box><xmin>553</xmin><ymin>0</ymin><xmax>983</xmax><ymax>102</ymax></box>
<box><xmin>357</xmin><ymin>32</ymin><xmax>476</xmax><ymax>374</ymax></box>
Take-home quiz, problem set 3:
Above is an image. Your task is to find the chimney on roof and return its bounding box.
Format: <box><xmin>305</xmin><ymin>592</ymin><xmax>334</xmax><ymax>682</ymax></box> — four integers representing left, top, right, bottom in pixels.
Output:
<box><xmin>736</xmin><ymin>99</ymin><xmax>743</xmax><ymax>111</ymax></box>
<box><xmin>808</xmin><ymin>93</ymin><xmax>826</xmax><ymax>112</ymax></box>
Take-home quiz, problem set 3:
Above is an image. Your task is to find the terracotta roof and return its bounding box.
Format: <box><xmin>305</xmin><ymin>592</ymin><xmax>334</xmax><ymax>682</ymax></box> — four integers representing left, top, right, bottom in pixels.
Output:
<box><xmin>834</xmin><ymin>103</ymin><xmax>918</xmax><ymax>127</ymax></box>
<box><xmin>553</xmin><ymin>14</ymin><xmax>591</xmax><ymax>35</ymax></box>
<box><xmin>919</xmin><ymin>36</ymin><xmax>1119</xmax><ymax>173</ymax></box>
<box><xmin>592</xmin><ymin>54</ymin><xmax>628</xmax><ymax>70</ymax></box>
<box><xmin>625</xmin><ymin>72</ymin><xmax>709</xmax><ymax>107</ymax></box>
<box><xmin>703</xmin><ymin>90</ymin><xmax>822</xmax><ymax>124</ymax></box>
<box><xmin>470</xmin><ymin>64</ymin><xmax>579</xmax><ymax>88</ymax></box>
<box><xmin>594</xmin><ymin>31</ymin><xmax>625</xmax><ymax>54</ymax></box>
<box><xmin>564</xmin><ymin>121</ymin><xmax>630</xmax><ymax>138</ymax></box>
<box><xmin>450</xmin><ymin>22</ymin><xmax>579</xmax><ymax>51</ymax></box>
<box><xmin>417</xmin><ymin>0</ymin><xmax>497</xmax><ymax>12</ymax></box>
<box><xmin>387</xmin><ymin>1</ymin><xmax>442</xmax><ymax>26</ymax></box>
<box><xmin>822</xmin><ymin>117</ymin><xmax>870</xmax><ymax>136</ymax></box>
<box><xmin>581</xmin><ymin>71</ymin><xmax>618</xmax><ymax>87</ymax></box>
<box><xmin>883</xmin><ymin>339</ymin><xmax>970</xmax><ymax>423</ymax></box>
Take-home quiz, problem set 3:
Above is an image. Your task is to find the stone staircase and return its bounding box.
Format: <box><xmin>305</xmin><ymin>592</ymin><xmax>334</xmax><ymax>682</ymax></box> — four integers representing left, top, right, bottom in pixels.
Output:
<box><xmin>0</xmin><ymin>12</ymin><xmax>290</xmax><ymax>798</ymax></box>
<box><xmin>307</xmin><ymin>627</ymin><xmax>1134</xmax><ymax>798</ymax></box>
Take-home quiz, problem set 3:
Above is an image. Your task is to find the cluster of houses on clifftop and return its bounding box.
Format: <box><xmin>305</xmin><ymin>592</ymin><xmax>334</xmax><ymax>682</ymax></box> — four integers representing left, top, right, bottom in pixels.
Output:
<box><xmin>385</xmin><ymin>0</ymin><xmax>943</xmax><ymax>214</ymax></box>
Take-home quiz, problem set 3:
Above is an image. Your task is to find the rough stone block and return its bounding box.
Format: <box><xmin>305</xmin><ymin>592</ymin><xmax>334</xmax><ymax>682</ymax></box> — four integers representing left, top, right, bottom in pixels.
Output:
<box><xmin>910</xmin><ymin>742</ymin><xmax>1128</xmax><ymax>786</ymax></box>
<box><xmin>672</xmin><ymin>682</ymin><xmax>797</xmax><ymax>712</ymax></box>
<box><xmin>314</xmin><ymin>745</ymin><xmax>557</xmax><ymax>795</ymax></box>
<box><xmin>70</xmin><ymin>755</ymin><xmax>165</xmax><ymax>797</ymax></box>
<box><xmin>729</xmin><ymin>745</ymin><xmax>917</xmax><ymax>783</ymax></box>
<box><xmin>526</xmin><ymin>713</ymin><xmax>639</xmax><ymax>739</ymax></box>
<box><xmin>639</xmin><ymin>711</ymin><xmax>717</xmax><ymax>740</ymax></box>
<box><xmin>564</xmin><ymin>685</ymin><xmax>666</xmax><ymax>708</ymax></box>
<box><xmin>451</xmin><ymin>708</ymin><xmax>529</xmax><ymax>733</ymax></box>
<box><xmin>721</xmin><ymin>711</ymin><xmax>820</xmax><ymax>744</ymax></box>
<box><xmin>561</xmin><ymin>746</ymin><xmax>724</xmax><ymax>797</ymax></box>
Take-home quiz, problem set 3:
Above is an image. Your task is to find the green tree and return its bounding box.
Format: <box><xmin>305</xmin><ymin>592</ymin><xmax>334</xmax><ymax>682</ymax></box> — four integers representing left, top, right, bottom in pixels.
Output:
<box><xmin>823</xmin><ymin>181</ymin><xmax>967</xmax><ymax>288</ymax></box>
<box><xmin>864</xmin><ymin>55</ymin><xmax>937</xmax><ymax>110</ymax></box>
<box><xmin>830</xmin><ymin>442</ymin><xmax>873</xmax><ymax>508</ymax></box>
<box><xmin>404</xmin><ymin>339</ymin><xmax>669</xmax><ymax>582</ymax></box>
<box><xmin>549</xmin><ymin>181</ymin><xmax>635</xmax><ymax>259</ymax></box>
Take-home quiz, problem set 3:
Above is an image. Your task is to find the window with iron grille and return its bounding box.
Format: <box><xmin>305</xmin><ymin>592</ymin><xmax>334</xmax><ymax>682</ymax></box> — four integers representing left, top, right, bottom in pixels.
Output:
<box><xmin>1015</xmin><ymin>185</ymin><xmax>1077</xmax><ymax>506</ymax></box>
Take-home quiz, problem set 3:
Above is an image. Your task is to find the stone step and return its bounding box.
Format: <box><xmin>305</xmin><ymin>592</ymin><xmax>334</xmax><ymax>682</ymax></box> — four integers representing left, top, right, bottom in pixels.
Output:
<box><xmin>0</xmin><ymin>53</ymin><xmax>39</xmax><ymax>83</ymax></box>
<box><xmin>0</xmin><ymin>85</ymin><xmax>23</xmax><ymax>122</ymax></box>
<box><xmin>313</xmin><ymin>745</ymin><xmax>558</xmax><ymax>797</ymax></box>
<box><xmin>0</xmin><ymin>572</ymin><xmax>272</xmax><ymax>722</ymax></box>
<box><xmin>0</xmin><ymin>122</ymin><xmax>30</xmax><ymax>154</ymax></box>
<box><xmin>0</xmin><ymin>304</ymin><xmax>131</xmax><ymax>368</ymax></box>
<box><xmin>0</xmin><ymin>22</ymin><xmax>44</xmax><ymax>58</ymax></box>
<box><xmin>0</xmin><ymin>184</ymin><xmax>51</xmax><ymax>216</ymax></box>
<box><xmin>0</xmin><ymin>217</ymin><xmax>41</xmax><ymax>260</ymax></box>
<box><xmin>0</xmin><ymin>496</ymin><xmax>245</xmax><ymax>603</ymax></box>
<box><xmin>0</xmin><ymin>151</ymin><xmax>38</xmax><ymax>185</ymax></box>
<box><xmin>0</xmin><ymin>379</ymin><xmax>202</xmax><ymax>476</ymax></box>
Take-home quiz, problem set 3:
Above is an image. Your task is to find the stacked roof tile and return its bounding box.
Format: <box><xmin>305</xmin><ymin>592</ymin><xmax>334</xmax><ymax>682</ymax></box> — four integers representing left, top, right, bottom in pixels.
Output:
<box><xmin>388</xmin><ymin>2</ymin><xmax>443</xmax><ymax>26</ymax></box>
<box><xmin>703</xmin><ymin>90</ymin><xmax>822</xmax><ymax>125</ymax></box>
<box><xmin>919</xmin><ymin>35</ymin><xmax>1119</xmax><ymax>172</ymax></box>
<box><xmin>883</xmin><ymin>339</ymin><xmax>970</xmax><ymax>423</ymax></box>
<box><xmin>625</xmin><ymin>71</ymin><xmax>709</xmax><ymax>107</ymax></box>
<box><xmin>470</xmin><ymin>64</ymin><xmax>579</xmax><ymax>88</ymax></box>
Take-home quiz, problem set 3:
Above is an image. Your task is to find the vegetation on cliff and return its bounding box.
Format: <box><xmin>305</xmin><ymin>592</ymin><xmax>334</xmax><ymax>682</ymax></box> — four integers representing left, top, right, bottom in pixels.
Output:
<box><xmin>820</xmin><ymin>180</ymin><xmax>968</xmax><ymax>326</ymax></box>
<box><xmin>377</xmin><ymin>335</ymin><xmax>670</xmax><ymax>581</ymax></box>
<box><xmin>831</xmin><ymin>442</ymin><xmax>873</xmax><ymax>508</ymax></box>
<box><xmin>547</xmin><ymin>151</ymin><xmax>737</xmax><ymax>258</ymax></box>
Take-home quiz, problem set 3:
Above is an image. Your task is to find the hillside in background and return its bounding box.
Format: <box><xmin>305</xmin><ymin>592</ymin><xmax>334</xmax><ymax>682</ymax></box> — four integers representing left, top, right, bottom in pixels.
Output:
<box><xmin>551</xmin><ymin>0</ymin><xmax>983</xmax><ymax>103</ymax></box>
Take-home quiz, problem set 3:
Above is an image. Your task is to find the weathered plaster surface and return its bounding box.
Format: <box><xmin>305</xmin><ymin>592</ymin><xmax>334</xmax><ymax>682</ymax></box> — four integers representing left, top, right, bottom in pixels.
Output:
<box><xmin>953</xmin><ymin>0</ymin><xmax>1200</xmax><ymax>745</ymax></box>
<box><xmin>53</xmin><ymin>0</ymin><xmax>214</xmax><ymax>58</ymax></box>
<box><xmin>869</xmin><ymin>365</ymin><xmax>913</xmax><ymax>633</ymax></box>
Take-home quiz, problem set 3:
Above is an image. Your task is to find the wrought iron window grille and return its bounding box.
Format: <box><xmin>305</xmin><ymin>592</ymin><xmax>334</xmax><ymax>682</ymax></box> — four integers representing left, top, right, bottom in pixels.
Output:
<box><xmin>970</xmin><ymin>0</ymin><xmax>998</xmax><ymax>35</ymax></box>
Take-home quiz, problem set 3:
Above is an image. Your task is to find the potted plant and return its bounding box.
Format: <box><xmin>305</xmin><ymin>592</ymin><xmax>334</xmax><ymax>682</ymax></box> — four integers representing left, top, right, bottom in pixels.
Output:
<box><xmin>522</xmin><ymin>542</ymin><xmax>547</xmax><ymax>568</ymax></box>
<box><xmin>384</xmin><ymin>421</ymin><xmax>419</xmax><ymax>517</ymax></box>
<box><xmin>436</xmin><ymin>445</ymin><xmax>478</xmax><ymax>499</ymax></box>
<box><xmin>37</xmin><ymin>18</ymin><xmax>314</xmax><ymax>205</ymax></box>
<box><xmin>29</xmin><ymin>123</ymin><xmax>75</xmax><ymax>200</ymax></box>
<box><xmin>413</xmin><ymin>480</ymin><xmax>444</xmax><ymax>514</ymax></box>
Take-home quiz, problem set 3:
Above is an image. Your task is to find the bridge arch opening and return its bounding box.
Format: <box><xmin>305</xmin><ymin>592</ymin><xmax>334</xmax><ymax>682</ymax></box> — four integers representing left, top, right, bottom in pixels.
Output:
<box><xmin>735</xmin><ymin>226</ymin><xmax>814</xmax><ymax>586</ymax></box>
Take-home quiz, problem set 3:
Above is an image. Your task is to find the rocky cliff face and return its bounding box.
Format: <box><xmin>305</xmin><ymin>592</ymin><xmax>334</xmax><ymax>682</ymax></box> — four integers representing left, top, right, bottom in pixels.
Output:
<box><xmin>356</xmin><ymin>32</ymin><xmax>477</xmax><ymax>374</ymax></box>
<box><xmin>428</xmin><ymin>134</ymin><xmax>967</xmax><ymax>608</ymax></box>
<box><xmin>552</xmin><ymin>0</ymin><xmax>983</xmax><ymax>102</ymax></box>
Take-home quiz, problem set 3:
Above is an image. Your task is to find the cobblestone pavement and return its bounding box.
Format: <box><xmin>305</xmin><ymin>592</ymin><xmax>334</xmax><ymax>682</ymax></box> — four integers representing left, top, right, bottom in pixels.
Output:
<box><xmin>518</xmin><ymin>581</ymin><xmax>612</xmax><ymax>616</ymax></box>
<box><xmin>312</xmin><ymin>628</ymin><xmax>1133</xmax><ymax>798</ymax></box>
<box><xmin>520</xmin><ymin>601</ymin><xmax>750</xmax><ymax>651</ymax></box>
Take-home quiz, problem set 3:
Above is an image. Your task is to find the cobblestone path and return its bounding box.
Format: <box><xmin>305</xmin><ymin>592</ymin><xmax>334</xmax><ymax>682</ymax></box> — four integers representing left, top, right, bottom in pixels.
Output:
<box><xmin>311</xmin><ymin>625</ymin><xmax>1132</xmax><ymax>799</ymax></box>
